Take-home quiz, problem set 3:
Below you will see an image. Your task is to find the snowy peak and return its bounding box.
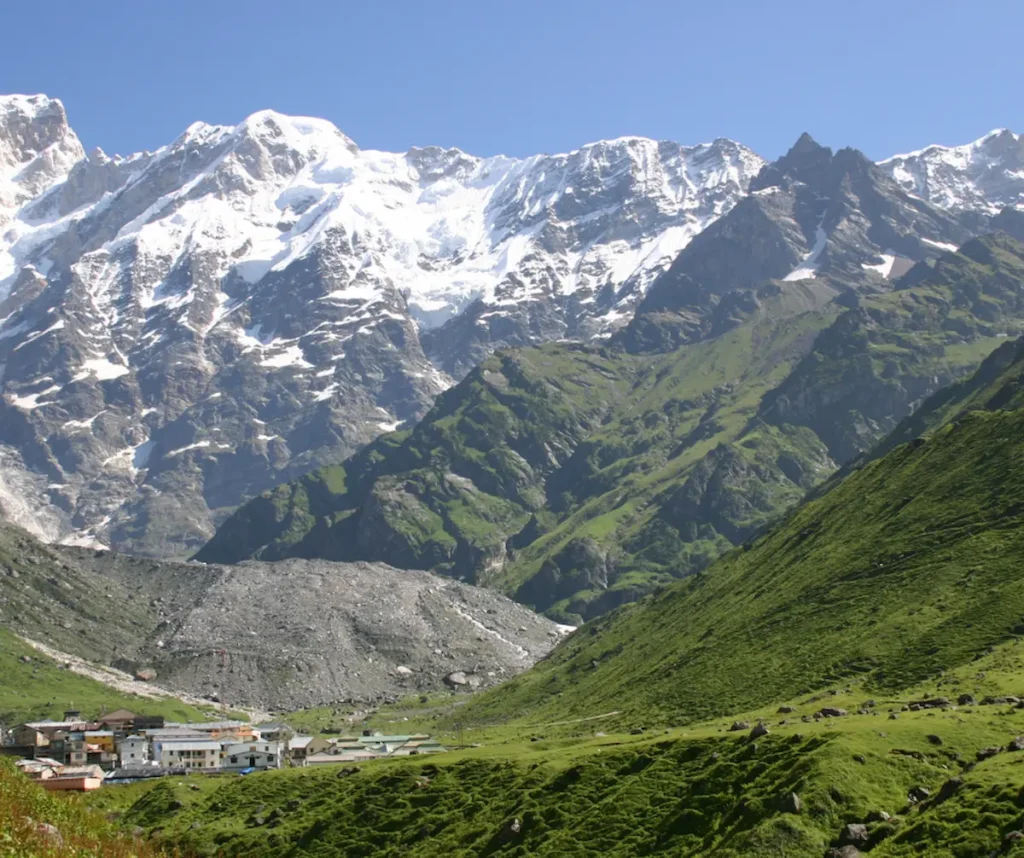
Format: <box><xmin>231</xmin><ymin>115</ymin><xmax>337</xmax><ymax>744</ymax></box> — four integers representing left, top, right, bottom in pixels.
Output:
<box><xmin>0</xmin><ymin>95</ymin><xmax>83</xmax><ymax>215</ymax></box>
<box><xmin>0</xmin><ymin>94</ymin><xmax>766</xmax><ymax>556</ymax></box>
<box><xmin>880</xmin><ymin>128</ymin><xmax>1024</xmax><ymax>214</ymax></box>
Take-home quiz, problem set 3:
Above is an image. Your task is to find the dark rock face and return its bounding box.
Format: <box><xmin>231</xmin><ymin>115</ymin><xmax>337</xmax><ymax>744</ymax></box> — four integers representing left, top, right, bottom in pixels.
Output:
<box><xmin>620</xmin><ymin>133</ymin><xmax>974</xmax><ymax>354</ymax></box>
<box><xmin>515</xmin><ymin>537</ymin><xmax>614</xmax><ymax>613</ymax></box>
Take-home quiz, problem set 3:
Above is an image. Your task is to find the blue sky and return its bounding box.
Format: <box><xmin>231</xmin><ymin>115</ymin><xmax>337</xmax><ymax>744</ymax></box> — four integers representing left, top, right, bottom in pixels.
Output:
<box><xmin>3</xmin><ymin>0</ymin><xmax>1021</xmax><ymax>161</ymax></box>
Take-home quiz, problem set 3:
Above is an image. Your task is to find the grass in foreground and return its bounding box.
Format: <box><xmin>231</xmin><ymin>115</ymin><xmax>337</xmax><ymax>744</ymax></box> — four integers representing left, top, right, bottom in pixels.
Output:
<box><xmin>0</xmin><ymin>757</ymin><xmax>179</xmax><ymax>857</ymax></box>
<box><xmin>87</xmin><ymin>643</ymin><xmax>1024</xmax><ymax>857</ymax></box>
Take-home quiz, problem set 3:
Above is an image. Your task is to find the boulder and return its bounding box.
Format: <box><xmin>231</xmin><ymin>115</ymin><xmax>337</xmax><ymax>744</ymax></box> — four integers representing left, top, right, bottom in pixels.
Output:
<box><xmin>842</xmin><ymin>823</ymin><xmax>869</xmax><ymax>844</ymax></box>
<box><xmin>957</xmin><ymin>693</ymin><xmax>976</xmax><ymax>706</ymax></box>
<box><xmin>1008</xmin><ymin>736</ymin><xmax>1024</xmax><ymax>752</ymax></box>
<box><xmin>977</xmin><ymin>746</ymin><xmax>1001</xmax><ymax>761</ymax></box>
<box><xmin>134</xmin><ymin>667</ymin><xmax>157</xmax><ymax>682</ymax></box>
<box><xmin>729</xmin><ymin>721</ymin><xmax>751</xmax><ymax>732</ymax></box>
<box><xmin>777</xmin><ymin>705</ymin><xmax>796</xmax><ymax>714</ymax></box>
<box><xmin>936</xmin><ymin>777</ymin><xmax>963</xmax><ymax>802</ymax></box>
<box><xmin>395</xmin><ymin>665</ymin><xmax>413</xmax><ymax>676</ymax></box>
<box><xmin>783</xmin><ymin>792</ymin><xmax>802</xmax><ymax>814</ymax></box>
<box><xmin>33</xmin><ymin>823</ymin><xmax>62</xmax><ymax>847</ymax></box>
<box><xmin>926</xmin><ymin>734</ymin><xmax>943</xmax><ymax>746</ymax></box>
<box><xmin>908</xmin><ymin>786</ymin><xmax>930</xmax><ymax>802</ymax></box>
<box><xmin>909</xmin><ymin>697</ymin><xmax>950</xmax><ymax>709</ymax></box>
<box><xmin>444</xmin><ymin>671</ymin><xmax>470</xmax><ymax>687</ymax></box>
<box><xmin>818</xmin><ymin>707</ymin><xmax>848</xmax><ymax>718</ymax></box>
<box><xmin>749</xmin><ymin>722</ymin><xmax>770</xmax><ymax>739</ymax></box>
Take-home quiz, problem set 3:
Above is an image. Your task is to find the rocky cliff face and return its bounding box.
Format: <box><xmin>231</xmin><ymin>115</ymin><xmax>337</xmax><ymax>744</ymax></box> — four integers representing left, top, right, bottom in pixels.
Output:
<box><xmin>0</xmin><ymin>95</ymin><xmax>763</xmax><ymax>556</ymax></box>
<box><xmin>620</xmin><ymin>134</ymin><xmax>973</xmax><ymax>353</ymax></box>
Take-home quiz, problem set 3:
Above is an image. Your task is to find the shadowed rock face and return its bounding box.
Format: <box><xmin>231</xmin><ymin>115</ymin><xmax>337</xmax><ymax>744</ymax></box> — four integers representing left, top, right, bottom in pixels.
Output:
<box><xmin>620</xmin><ymin>134</ymin><xmax>976</xmax><ymax>354</ymax></box>
<box><xmin>0</xmin><ymin>95</ymin><xmax>764</xmax><ymax>556</ymax></box>
<box><xmin>0</xmin><ymin>517</ymin><xmax>567</xmax><ymax>710</ymax></box>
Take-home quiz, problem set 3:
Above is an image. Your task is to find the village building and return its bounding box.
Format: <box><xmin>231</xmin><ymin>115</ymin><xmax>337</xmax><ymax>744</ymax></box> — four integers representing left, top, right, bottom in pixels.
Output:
<box><xmin>15</xmin><ymin>758</ymin><xmax>64</xmax><ymax>780</ymax></box>
<box><xmin>39</xmin><ymin>765</ymin><xmax>105</xmax><ymax>792</ymax></box>
<box><xmin>287</xmin><ymin>736</ymin><xmax>330</xmax><ymax>765</ymax></box>
<box><xmin>61</xmin><ymin>731</ymin><xmax>118</xmax><ymax>770</ymax></box>
<box><xmin>132</xmin><ymin>715</ymin><xmax>166</xmax><ymax>733</ymax></box>
<box><xmin>98</xmin><ymin>709</ymin><xmax>137</xmax><ymax>734</ymax></box>
<box><xmin>222</xmin><ymin>741</ymin><xmax>283</xmax><ymax>772</ymax></box>
<box><xmin>255</xmin><ymin>722</ymin><xmax>294</xmax><ymax>743</ymax></box>
<box><xmin>156</xmin><ymin>739</ymin><xmax>222</xmax><ymax>770</ymax></box>
<box><xmin>11</xmin><ymin>724</ymin><xmax>50</xmax><ymax>747</ymax></box>
<box><xmin>117</xmin><ymin>735</ymin><xmax>149</xmax><ymax>767</ymax></box>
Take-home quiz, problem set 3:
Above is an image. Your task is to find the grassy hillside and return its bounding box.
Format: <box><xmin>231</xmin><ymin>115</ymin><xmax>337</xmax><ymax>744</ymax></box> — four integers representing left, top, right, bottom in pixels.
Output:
<box><xmin>198</xmin><ymin>286</ymin><xmax>839</xmax><ymax>619</ymax></box>
<box><xmin>0</xmin><ymin>521</ymin><xmax>222</xmax><ymax>726</ymax></box>
<box><xmin>0</xmin><ymin>626</ymin><xmax>213</xmax><ymax>727</ymax></box>
<box><xmin>197</xmin><ymin>235</ymin><xmax>1024</xmax><ymax>622</ymax></box>
<box><xmin>0</xmin><ymin>757</ymin><xmax>173</xmax><ymax>857</ymax></box>
<box><xmin>462</xmin><ymin>403</ymin><xmax>1024</xmax><ymax>729</ymax></box>
<box><xmin>86</xmin><ymin>643</ymin><xmax>1024</xmax><ymax>857</ymax></box>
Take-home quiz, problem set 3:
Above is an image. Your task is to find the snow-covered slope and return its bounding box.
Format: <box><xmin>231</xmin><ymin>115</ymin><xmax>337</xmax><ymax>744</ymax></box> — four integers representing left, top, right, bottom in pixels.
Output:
<box><xmin>0</xmin><ymin>94</ymin><xmax>764</xmax><ymax>555</ymax></box>
<box><xmin>880</xmin><ymin>129</ymin><xmax>1024</xmax><ymax>215</ymax></box>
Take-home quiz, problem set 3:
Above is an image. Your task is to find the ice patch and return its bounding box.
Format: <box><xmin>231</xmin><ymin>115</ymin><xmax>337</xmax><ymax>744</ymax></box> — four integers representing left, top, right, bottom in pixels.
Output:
<box><xmin>862</xmin><ymin>253</ymin><xmax>897</xmax><ymax>278</ymax></box>
<box><xmin>259</xmin><ymin>344</ymin><xmax>313</xmax><ymax>369</ymax></box>
<box><xmin>922</xmin><ymin>237</ymin><xmax>959</xmax><ymax>253</ymax></box>
<box><xmin>74</xmin><ymin>357</ymin><xmax>130</xmax><ymax>381</ymax></box>
<box><xmin>783</xmin><ymin>226</ymin><xmax>828</xmax><ymax>281</ymax></box>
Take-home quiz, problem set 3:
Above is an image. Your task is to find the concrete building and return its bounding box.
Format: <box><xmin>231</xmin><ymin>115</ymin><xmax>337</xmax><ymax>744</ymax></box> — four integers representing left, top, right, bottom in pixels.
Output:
<box><xmin>156</xmin><ymin>739</ymin><xmax>222</xmax><ymax>770</ymax></box>
<box><xmin>39</xmin><ymin>765</ymin><xmax>105</xmax><ymax>792</ymax></box>
<box><xmin>255</xmin><ymin>722</ymin><xmax>294</xmax><ymax>743</ymax></box>
<box><xmin>222</xmin><ymin>741</ymin><xmax>283</xmax><ymax>772</ymax></box>
<box><xmin>117</xmin><ymin>735</ymin><xmax>149</xmax><ymax>767</ymax></box>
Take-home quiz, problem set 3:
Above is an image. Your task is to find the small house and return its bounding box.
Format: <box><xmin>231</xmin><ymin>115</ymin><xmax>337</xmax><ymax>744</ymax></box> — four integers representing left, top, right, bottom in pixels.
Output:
<box><xmin>254</xmin><ymin>722</ymin><xmax>293</xmax><ymax>743</ymax></box>
<box><xmin>98</xmin><ymin>709</ymin><xmax>137</xmax><ymax>734</ymax></box>
<box><xmin>222</xmin><ymin>741</ymin><xmax>283</xmax><ymax>772</ymax></box>
<box><xmin>40</xmin><ymin>765</ymin><xmax>105</xmax><ymax>792</ymax></box>
<box><xmin>288</xmin><ymin>736</ymin><xmax>329</xmax><ymax>765</ymax></box>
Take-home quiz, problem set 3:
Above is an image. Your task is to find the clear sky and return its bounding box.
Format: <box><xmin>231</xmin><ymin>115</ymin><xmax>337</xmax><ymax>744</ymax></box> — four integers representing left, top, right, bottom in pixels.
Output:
<box><xmin>3</xmin><ymin>0</ymin><xmax>1021</xmax><ymax>162</ymax></box>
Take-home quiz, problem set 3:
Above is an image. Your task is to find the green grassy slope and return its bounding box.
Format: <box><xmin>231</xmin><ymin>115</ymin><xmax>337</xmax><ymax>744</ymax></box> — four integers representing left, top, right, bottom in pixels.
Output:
<box><xmin>0</xmin><ymin>757</ymin><xmax>173</xmax><ymax>857</ymax></box>
<box><xmin>0</xmin><ymin>521</ymin><xmax>221</xmax><ymax>726</ymax></box>
<box><xmin>89</xmin><ymin>651</ymin><xmax>1024</xmax><ymax>858</ymax></box>
<box><xmin>197</xmin><ymin>236</ymin><xmax>1024</xmax><ymax>623</ymax></box>
<box><xmin>0</xmin><ymin>626</ymin><xmax>213</xmax><ymax>727</ymax></box>
<box><xmin>198</xmin><ymin>288</ymin><xmax>839</xmax><ymax>619</ymax></box>
<box><xmin>463</xmin><ymin>404</ymin><xmax>1024</xmax><ymax>729</ymax></box>
<box><xmin>760</xmin><ymin>233</ymin><xmax>1024</xmax><ymax>464</ymax></box>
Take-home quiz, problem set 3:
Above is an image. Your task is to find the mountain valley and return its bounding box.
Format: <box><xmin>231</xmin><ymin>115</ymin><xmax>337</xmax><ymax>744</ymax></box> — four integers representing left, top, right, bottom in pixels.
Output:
<box><xmin>5</xmin><ymin>90</ymin><xmax>1024</xmax><ymax>858</ymax></box>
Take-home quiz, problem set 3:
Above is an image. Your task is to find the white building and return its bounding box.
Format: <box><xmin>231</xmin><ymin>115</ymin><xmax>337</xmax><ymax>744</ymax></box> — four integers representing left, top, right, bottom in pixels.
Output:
<box><xmin>116</xmin><ymin>735</ymin><xmax>149</xmax><ymax>767</ymax></box>
<box><xmin>222</xmin><ymin>741</ymin><xmax>283</xmax><ymax>772</ymax></box>
<box><xmin>156</xmin><ymin>739</ymin><xmax>222</xmax><ymax>770</ymax></box>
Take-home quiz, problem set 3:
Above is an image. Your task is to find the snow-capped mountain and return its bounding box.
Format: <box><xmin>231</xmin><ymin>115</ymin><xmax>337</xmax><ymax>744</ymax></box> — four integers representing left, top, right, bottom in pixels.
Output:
<box><xmin>0</xmin><ymin>94</ymin><xmax>764</xmax><ymax>555</ymax></box>
<box><xmin>880</xmin><ymin>129</ymin><xmax>1024</xmax><ymax>215</ymax></box>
